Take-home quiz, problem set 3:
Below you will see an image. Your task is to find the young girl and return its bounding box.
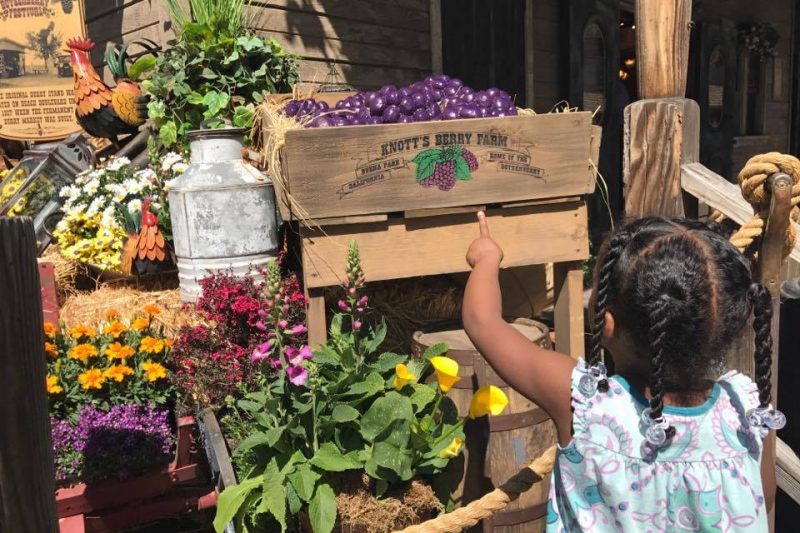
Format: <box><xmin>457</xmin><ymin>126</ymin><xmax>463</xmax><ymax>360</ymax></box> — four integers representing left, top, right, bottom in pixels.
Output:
<box><xmin>463</xmin><ymin>213</ymin><xmax>786</xmax><ymax>532</ymax></box>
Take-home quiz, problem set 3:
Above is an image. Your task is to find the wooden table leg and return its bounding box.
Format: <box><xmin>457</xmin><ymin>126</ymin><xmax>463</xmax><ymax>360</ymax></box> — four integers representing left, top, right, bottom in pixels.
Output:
<box><xmin>553</xmin><ymin>261</ymin><xmax>585</xmax><ymax>359</ymax></box>
<box><xmin>306</xmin><ymin>287</ymin><xmax>327</xmax><ymax>348</ymax></box>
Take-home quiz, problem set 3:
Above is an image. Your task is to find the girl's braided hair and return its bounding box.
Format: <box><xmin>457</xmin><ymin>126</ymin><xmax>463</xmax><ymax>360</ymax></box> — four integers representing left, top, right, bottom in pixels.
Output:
<box><xmin>589</xmin><ymin>216</ymin><xmax>773</xmax><ymax>434</ymax></box>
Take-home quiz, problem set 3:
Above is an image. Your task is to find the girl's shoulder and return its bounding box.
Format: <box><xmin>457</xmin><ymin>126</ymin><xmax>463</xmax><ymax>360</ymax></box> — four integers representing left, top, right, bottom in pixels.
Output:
<box><xmin>567</xmin><ymin>362</ymin><xmax>766</xmax><ymax>463</ymax></box>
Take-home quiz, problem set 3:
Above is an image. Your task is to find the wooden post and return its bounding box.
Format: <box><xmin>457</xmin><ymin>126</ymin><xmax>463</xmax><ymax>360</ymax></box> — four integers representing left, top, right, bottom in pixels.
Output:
<box><xmin>524</xmin><ymin>0</ymin><xmax>535</xmax><ymax>108</ymax></box>
<box><xmin>430</xmin><ymin>0</ymin><xmax>443</xmax><ymax>75</ymax></box>
<box><xmin>0</xmin><ymin>217</ymin><xmax>58</xmax><ymax>532</ymax></box>
<box><xmin>553</xmin><ymin>262</ymin><xmax>585</xmax><ymax>359</ymax></box>
<box><xmin>635</xmin><ymin>0</ymin><xmax>693</xmax><ymax>99</ymax></box>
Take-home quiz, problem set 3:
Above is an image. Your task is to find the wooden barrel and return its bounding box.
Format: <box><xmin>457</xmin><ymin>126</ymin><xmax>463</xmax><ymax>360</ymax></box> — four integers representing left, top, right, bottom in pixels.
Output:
<box><xmin>412</xmin><ymin>319</ymin><xmax>555</xmax><ymax>533</ymax></box>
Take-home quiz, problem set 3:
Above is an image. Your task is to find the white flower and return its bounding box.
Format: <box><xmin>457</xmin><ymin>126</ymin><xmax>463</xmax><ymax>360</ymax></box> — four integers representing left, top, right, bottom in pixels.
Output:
<box><xmin>135</xmin><ymin>168</ymin><xmax>157</xmax><ymax>184</ymax></box>
<box><xmin>86</xmin><ymin>196</ymin><xmax>105</xmax><ymax>217</ymax></box>
<box><xmin>59</xmin><ymin>185</ymin><xmax>81</xmax><ymax>200</ymax></box>
<box><xmin>122</xmin><ymin>179</ymin><xmax>145</xmax><ymax>195</ymax></box>
<box><xmin>84</xmin><ymin>178</ymin><xmax>100</xmax><ymax>196</ymax></box>
<box><xmin>171</xmin><ymin>162</ymin><xmax>188</xmax><ymax>174</ymax></box>
<box><xmin>105</xmin><ymin>157</ymin><xmax>130</xmax><ymax>172</ymax></box>
<box><xmin>101</xmin><ymin>206</ymin><xmax>116</xmax><ymax>227</ymax></box>
<box><xmin>164</xmin><ymin>178</ymin><xmax>177</xmax><ymax>191</ymax></box>
<box><xmin>161</xmin><ymin>152</ymin><xmax>183</xmax><ymax>171</ymax></box>
<box><xmin>127</xmin><ymin>199</ymin><xmax>142</xmax><ymax>213</ymax></box>
<box><xmin>151</xmin><ymin>201</ymin><xmax>162</xmax><ymax>211</ymax></box>
<box><xmin>70</xmin><ymin>202</ymin><xmax>87</xmax><ymax>215</ymax></box>
<box><xmin>55</xmin><ymin>219</ymin><xmax>69</xmax><ymax>233</ymax></box>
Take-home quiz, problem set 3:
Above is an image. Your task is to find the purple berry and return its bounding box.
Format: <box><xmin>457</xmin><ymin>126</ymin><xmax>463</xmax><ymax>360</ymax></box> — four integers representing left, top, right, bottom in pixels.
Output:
<box><xmin>413</xmin><ymin>108</ymin><xmax>431</xmax><ymax>122</ymax></box>
<box><xmin>382</xmin><ymin>105</ymin><xmax>400</xmax><ymax>123</ymax></box>
<box><xmin>462</xmin><ymin>149</ymin><xmax>479</xmax><ymax>171</ymax></box>
<box><xmin>399</xmin><ymin>97</ymin><xmax>415</xmax><ymax>114</ymax></box>
<box><xmin>283</xmin><ymin>100</ymin><xmax>300</xmax><ymax>117</ymax></box>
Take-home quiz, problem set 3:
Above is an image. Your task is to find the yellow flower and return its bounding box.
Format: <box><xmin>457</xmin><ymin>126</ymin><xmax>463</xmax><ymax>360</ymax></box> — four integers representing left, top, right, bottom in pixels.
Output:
<box><xmin>430</xmin><ymin>356</ymin><xmax>461</xmax><ymax>393</ymax></box>
<box><xmin>43</xmin><ymin>321</ymin><xmax>57</xmax><ymax>338</ymax></box>
<box><xmin>102</xmin><ymin>321</ymin><xmax>128</xmax><ymax>339</ymax></box>
<box><xmin>104</xmin><ymin>309</ymin><xmax>120</xmax><ymax>320</ymax></box>
<box><xmin>44</xmin><ymin>342</ymin><xmax>58</xmax><ymax>358</ymax></box>
<box><xmin>104</xmin><ymin>342</ymin><xmax>136</xmax><ymax>360</ymax></box>
<box><xmin>469</xmin><ymin>385</ymin><xmax>510</xmax><ymax>419</ymax></box>
<box><xmin>439</xmin><ymin>437</ymin><xmax>464</xmax><ymax>458</ymax></box>
<box><xmin>394</xmin><ymin>363</ymin><xmax>418</xmax><ymax>391</ymax></box>
<box><xmin>69</xmin><ymin>343</ymin><xmax>98</xmax><ymax>362</ymax></box>
<box><xmin>46</xmin><ymin>375</ymin><xmax>63</xmax><ymax>395</ymax></box>
<box><xmin>143</xmin><ymin>304</ymin><xmax>161</xmax><ymax>316</ymax></box>
<box><xmin>78</xmin><ymin>369</ymin><xmax>105</xmax><ymax>390</ymax></box>
<box><xmin>131</xmin><ymin>317</ymin><xmax>150</xmax><ymax>332</ymax></box>
<box><xmin>104</xmin><ymin>364</ymin><xmax>134</xmax><ymax>383</ymax></box>
<box><xmin>69</xmin><ymin>325</ymin><xmax>96</xmax><ymax>340</ymax></box>
<box><xmin>140</xmin><ymin>336</ymin><xmax>164</xmax><ymax>354</ymax></box>
<box><xmin>163</xmin><ymin>339</ymin><xmax>174</xmax><ymax>349</ymax></box>
<box><xmin>141</xmin><ymin>361</ymin><xmax>167</xmax><ymax>382</ymax></box>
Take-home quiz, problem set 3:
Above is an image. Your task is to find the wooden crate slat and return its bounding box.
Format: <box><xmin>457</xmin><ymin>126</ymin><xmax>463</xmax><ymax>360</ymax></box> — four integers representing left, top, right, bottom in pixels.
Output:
<box><xmin>301</xmin><ymin>202</ymin><xmax>589</xmax><ymax>288</ymax></box>
<box><xmin>282</xmin><ymin>112</ymin><xmax>596</xmax><ymax>220</ymax></box>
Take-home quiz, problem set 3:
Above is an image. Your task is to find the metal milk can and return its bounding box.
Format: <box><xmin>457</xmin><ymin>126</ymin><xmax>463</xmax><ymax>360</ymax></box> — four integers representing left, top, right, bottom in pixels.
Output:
<box><xmin>168</xmin><ymin>128</ymin><xmax>279</xmax><ymax>302</ymax></box>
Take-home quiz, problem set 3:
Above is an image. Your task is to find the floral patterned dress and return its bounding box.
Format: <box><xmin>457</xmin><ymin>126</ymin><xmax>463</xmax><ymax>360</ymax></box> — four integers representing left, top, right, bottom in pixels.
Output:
<box><xmin>546</xmin><ymin>360</ymin><xmax>768</xmax><ymax>532</ymax></box>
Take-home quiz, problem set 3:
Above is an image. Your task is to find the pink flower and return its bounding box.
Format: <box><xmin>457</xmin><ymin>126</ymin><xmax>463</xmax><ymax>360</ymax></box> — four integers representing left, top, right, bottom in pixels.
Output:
<box><xmin>338</xmin><ymin>300</ymin><xmax>350</xmax><ymax>312</ymax></box>
<box><xmin>348</xmin><ymin>287</ymin><xmax>357</xmax><ymax>297</ymax></box>
<box><xmin>357</xmin><ymin>295</ymin><xmax>368</xmax><ymax>307</ymax></box>
<box><xmin>353</xmin><ymin>320</ymin><xmax>362</xmax><ymax>331</ymax></box>
<box><xmin>251</xmin><ymin>341</ymin><xmax>273</xmax><ymax>363</ymax></box>
<box><xmin>278</xmin><ymin>319</ymin><xmax>289</xmax><ymax>330</ymax></box>
<box><xmin>286</xmin><ymin>345</ymin><xmax>313</xmax><ymax>366</ymax></box>
<box><xmin>289</xmin><ymin>324</ymin><xmax>307</xmax><ymax>336</ymax></box>
<box><xmin>286</xmin><ymin>365</ymin><xmax>308</xmax><ymax>386</ymax></box>
<box><xmin>357</xmin><ymin>307</ymin><xmax>364</xmax><ymax>313</ymax></box>
<box><xmin>255</xmin><ymin>321</ymin><xmax>267</xmax><ymax>331</ymax></box>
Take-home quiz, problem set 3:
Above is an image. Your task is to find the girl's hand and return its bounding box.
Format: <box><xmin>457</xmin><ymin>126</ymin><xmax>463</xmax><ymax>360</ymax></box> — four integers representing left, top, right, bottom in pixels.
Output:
<box><xmin>466</xmin><ymin>211</ymin><xmax>503</xmax><ymax>268</ymax></box>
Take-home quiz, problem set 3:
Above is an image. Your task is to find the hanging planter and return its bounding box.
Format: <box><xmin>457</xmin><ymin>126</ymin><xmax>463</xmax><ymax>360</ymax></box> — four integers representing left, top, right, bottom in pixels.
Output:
<box><xmin>739</xmin><ymin>22</ymin><xmax>780</xmax><ymax>60</ymax></box>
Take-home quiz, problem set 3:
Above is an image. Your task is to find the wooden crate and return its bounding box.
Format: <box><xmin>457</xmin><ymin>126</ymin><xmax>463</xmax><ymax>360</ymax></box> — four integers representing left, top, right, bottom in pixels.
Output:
<box><xmin>277</xmin><ymin>112</ymin><xmax>597</xmax><ymax>221</ymax></box>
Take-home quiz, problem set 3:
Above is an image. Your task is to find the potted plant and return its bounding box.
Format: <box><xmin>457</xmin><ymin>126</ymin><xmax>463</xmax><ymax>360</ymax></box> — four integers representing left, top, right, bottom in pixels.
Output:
<box><xmin>212</xmin><ymin>243</ymin><xmax>510</xmax><ymax>532</ymax></box>
<box><xmin>145</xmin><ymin>0</ymin><xmax>299</xmax><ymax>148</ymax></box>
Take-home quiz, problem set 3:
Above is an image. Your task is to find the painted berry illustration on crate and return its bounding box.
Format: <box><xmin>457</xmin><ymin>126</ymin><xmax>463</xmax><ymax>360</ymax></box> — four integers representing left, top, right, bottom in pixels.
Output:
<box><xmin>412</xmin><ymin>146</ymin><xmax>479</xmax><ymax>191</ymax></box>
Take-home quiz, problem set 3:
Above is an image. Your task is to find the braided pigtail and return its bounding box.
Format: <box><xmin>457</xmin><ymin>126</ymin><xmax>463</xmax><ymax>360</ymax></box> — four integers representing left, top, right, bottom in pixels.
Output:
<box><xmin>587</xmin><ymin>231</ymin><xmax>630</xmax><ymax>393</ymax></box>
<box><xmin>746</xmin><ymin>283</ymin><xmax>786</xmax><ymax>430</ymax></box>
<box><xmin>641</xmin><ymin>295</ymin><xmax>677</xmax><ymax>446</ymax></box>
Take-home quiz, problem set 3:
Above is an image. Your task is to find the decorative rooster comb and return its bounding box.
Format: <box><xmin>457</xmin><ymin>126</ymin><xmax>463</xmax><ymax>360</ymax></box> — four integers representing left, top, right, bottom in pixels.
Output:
<box><xmin>66</xmin><ymin>37</ymin><xmax>96</xmax><ymax>52</ymax></box>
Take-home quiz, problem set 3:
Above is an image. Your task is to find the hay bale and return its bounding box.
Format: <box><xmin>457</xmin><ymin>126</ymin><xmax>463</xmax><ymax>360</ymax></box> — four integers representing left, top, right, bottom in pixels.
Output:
<box><xmin>59</xmin><ymin>286</ymin><xmax>204</xmax><ymax>337</ymax></box>
<box><xmin>40</xmin><ymin>246</ymin><xmax>84</xmax><ymax>304</ymax></box>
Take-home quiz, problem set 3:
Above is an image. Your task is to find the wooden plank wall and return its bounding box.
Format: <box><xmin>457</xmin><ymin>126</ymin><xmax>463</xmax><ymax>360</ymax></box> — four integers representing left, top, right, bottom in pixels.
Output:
<box><xmin>530</xmin><ymin>0</ymin><xmax>564</xmax><ymax>112</ymax></box>
<box><xmin>84</xmin><ymin>0</ymin><xmax>431</xmax><ymax>89</ymax></box>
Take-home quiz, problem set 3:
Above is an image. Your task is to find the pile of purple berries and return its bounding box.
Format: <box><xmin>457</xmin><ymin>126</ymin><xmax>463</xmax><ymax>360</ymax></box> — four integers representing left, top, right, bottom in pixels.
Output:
<box><xmin>282</xmin><ymin>76</ymin><xmax>518</xmax><ymax>128</ymax></box>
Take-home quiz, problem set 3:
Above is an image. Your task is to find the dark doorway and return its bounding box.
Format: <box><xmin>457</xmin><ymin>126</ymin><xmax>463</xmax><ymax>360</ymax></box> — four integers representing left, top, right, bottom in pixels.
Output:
<box><xmin>687</xmin><ymin>21</ymin><xmax>738</xmax><ymax>180</ymax></box>
<box><xmin>441</xmin><ymin>0</ymin><xmax>527</xmax><ymax>106</ymax></box>
<box><xmin>569</xmin><ymin>0</ymin><xmax>622</xmax><ymax>237</ymax></box>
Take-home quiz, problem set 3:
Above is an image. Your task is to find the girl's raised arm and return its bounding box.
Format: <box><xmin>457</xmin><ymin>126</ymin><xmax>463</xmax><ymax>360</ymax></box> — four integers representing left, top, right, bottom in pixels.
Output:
<box><xmin>462</xmin><ymin>212</ymin><xmax>576</xmax><ymax>444</ymax></box>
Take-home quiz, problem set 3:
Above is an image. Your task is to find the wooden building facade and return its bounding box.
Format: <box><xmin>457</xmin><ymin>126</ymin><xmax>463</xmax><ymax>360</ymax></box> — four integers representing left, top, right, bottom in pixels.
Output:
<box><xmin>86</xmin><ymin>0</ymin><xmax>798</xmax><ymax>225</ymax></box>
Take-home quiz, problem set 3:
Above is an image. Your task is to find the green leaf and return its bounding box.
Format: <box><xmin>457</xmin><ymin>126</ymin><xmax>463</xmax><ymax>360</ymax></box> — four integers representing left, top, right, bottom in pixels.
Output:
<box><xmin>237</xmin><ymin>399</ymin><xmax>263</xmax><ymax>414</ymax></box>
<box><xmin>372</xmin><ymin>441</ymin><xmax>413</xmax><ymax>480</ymax></box>
<box><xmin>286</xmin><ymin>482</ymin><xmax>303</xmax><ymax>514</ymax></box>
<box><xmin>234</xmin><ymin>427</ymin><xmax>285</xmax><ymax>454</ymax></box>
<box><xmin>287</xmin><ymin>463</ymin><xmax>320</xmax><ymax>502</ymax></box>
<box><xmin>408</xmin><ymin>383</ymin><xmax>437</xmax><ymax>411</ymax></box>
<box><xmin>223</xmin><ymin>50</ymin><xmax>240</xmax><ymax>64</ymax></box>
<box><xmin>258</xmin><ymin>459</ymin><xmax>286</xmax><ymax>530</ymax></box>
<box><xmin>201</xmin><ymin>67</ymin><xmax>218</xmax><ymax>79</ymax></box>
<box><xmin>202</xmin><ymin>91</ymin><xmax>230</xmax><ymax>118</ymax></box>
<box><xmin>309</xmin><ymin>482</ymin><xmax>337</xmax><ymax>533</ymax></box>
<box><xmin>313</xmin><ymin>344</ymin><xmax>341</xmax><ymax>366</ymax></box>
<box><xmin>310</xmin><ymin>443</ymin><xmax>362</xmax><ymax>472</ymax></box>
<box><xmin>158</xmin><ymin>121</ymin><xmax>177</xmax><ymax>147</ymax></box>
<box><xmin>343</xmin><ymin>372</ymin><xmax>385</xmax><ymax>398</ymax></box>
<box><xmin>232</xmin><ymin>104</ymin><xmax>255</xmax><ymax>128</ymax></box>
<box><xmin>411</xmin><ymin>150</ymin><xmax>442</xmax><ymax>182</ymax></box>
<box><xmin>213</xmin><ymin>477</ymin><xmax>259</xmax><ymax>532</ymax></box>
<box><xmin>454</xmin><ymin>156</ymin><xmax>472</xmax><ymax>181</ymax></box>
<box><xmin>237</xmin><ymin>35</ymin><xmax>264</xmax><ymax>51</ymax></box>
<box><xmin>361</xmin><ymin>319</ymin><xmax>387</xmax><ymax>355</ymax></box>
<box><xmin>370</xmin><ymin>352</ymin><xmax>408</xmax><ymax>373</ymax></box>
<box><xmin>129</xmin><ymin>56</ymin><xmax>156</xmax><ymax>80</ymax></box>
<box><xmin>280</xmin><ymin>450</ymin><xmax>307</xmax><ymax>476</ymax></box>
<box><xmin>423</xmin><ymin>342</ymin><xmax>449</xmax><ymax>359</ymax></box>
<box><xmin>332</xmin><ymin>404</ymin><xmax>360</xmax><ymax>423</ymax></box>
<box><xmin>329</xmin><ymin>314</ymin><xmax>343</xmax><ymax>337</ymax></box>
<box><xmin>360</xmin><ymin>392</ymin><xmax>414</xmax><ymax>442</ymax></box>
<box><xmin>185</xmin><ymin>91</ymin><xmax>205</xmax><ymax>105</ymax></box>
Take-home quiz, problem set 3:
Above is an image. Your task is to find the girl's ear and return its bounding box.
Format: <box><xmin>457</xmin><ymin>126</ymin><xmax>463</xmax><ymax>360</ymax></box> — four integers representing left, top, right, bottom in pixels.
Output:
<box><xmin>603</xmin><ymin>310</ymin><xmax>616</xmax><ymax>339</ymax></box>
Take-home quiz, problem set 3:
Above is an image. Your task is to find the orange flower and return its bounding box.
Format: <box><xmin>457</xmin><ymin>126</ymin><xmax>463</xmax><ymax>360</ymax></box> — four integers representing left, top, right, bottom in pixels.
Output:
<box><xmin>104</xmin><ymin>309</ymin><xmax>120</xmax><ymax>320</ymax></box>
<box><xmin>69</xmin><ymin>343</ymin><xmax>98</xmax><ymax>362</ymax></box>
<box><xmin>140</xmin><ymin>336</ymin><xmax>164</xmax><ymax>354</ymax></box>
<box><xmin>104</xmin><ymin>364</ymin><xmax>134</xmax><ymax>382</ymax></box>
<box><xmin>43</xmin><ymin>322</ymin><xmax>57</xmax><ymax>338</ymax></box>
<box><xmin>44</xmin><ymin>342</ymin><xmax>58</xmax><ymax>358</ymax></box>
<box><xmin>163</xmin><ymin>339</ymin><xmax>174</xmax><ymax>349</ymax></box>
<box><xmin>46</xmin><ymin>375</ymin><xmax>63</xmax><ymax>395</ymax></box>
<box><xmin>102</xmin><ymin>321</ymin><xmax>128</xmax><ymax>339</ymax></box>
<box><xmin>141</xmin><ymin>361</ymin><xmax>167</xmax><ymax>382</ymax></box>
<box><xmin>143</xmin><ymin>304</ymin><xmax>161</xmax><ymax>316</ymax></box>
<box><xmin>78</xmin><ymin>369</ymin><xmax>105</xmax><ymax>390</ymax></box>
<box><xmin>69</xmin><ymin>325</ymin><xmax>96</xmax><ymax>340</ymax></box>
<box><xmin>104</xmin><ymin>342</ymin><xmax>135</xmax><ymax>360</ymax></box>
<box><xmin>131</xmin><ymin>317</ymin><xmax>150</xmax><ymax>332</ymax></box>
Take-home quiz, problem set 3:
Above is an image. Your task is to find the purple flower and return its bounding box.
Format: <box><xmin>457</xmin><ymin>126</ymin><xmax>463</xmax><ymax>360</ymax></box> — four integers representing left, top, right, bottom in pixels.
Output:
<box><xmin>286</xmin><ymin>345</ymin><xmax>313</xmax><ymax>366</ymax></box>
<box><xmin>338</xmin><ymin>300</ymin><xmax>350</xmax><ymax>312</ymax></box>
<box><xmin>286</xmin><ymin>365</ymin><xmax>309</xmax><ymax>386</ymax></box>
<box><xmin>353</xmin><ymin>320</ymin><xmax>362</xmax><ymax>331</ymax></box>
<box><xmin>251</xmin><ymin>341</ymin><xmax>273</xmax><ymax>363</ymax></box>
<box><xmin>289</xmin><ymin>324</ymin><xmax>307</xmax><ymax>336</ymax></box>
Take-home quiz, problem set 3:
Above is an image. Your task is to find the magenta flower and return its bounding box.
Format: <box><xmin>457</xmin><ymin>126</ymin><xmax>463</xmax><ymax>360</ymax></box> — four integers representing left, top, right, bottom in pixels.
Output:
<box><xmin>278</xmin><ymin>319</ymin><xmax>289</xmax><ymax>330</ymax></box>
<box><xmin>357</xmin><ymin>295</ymin><xmax>368</xmax><ymax>307</ymax></box>
<box><xmin>353</xmin><ymin>320</ymin><xmax>362</xmax><ymax>331</ymax></box>
<box><xmin>290</xmin><ymin>324</ymin><xmax>307</xmax><ymax>336</ymax></box>
<box><xmin>251</xmin><ymin>341</ymin><xmax>273</xmax><ymax>363</ymax></box>
<box><xmin>286</xmin><ymin>345</ymin><xmax>313</xmax><ymax>366</ymax></box>
<box><xmin>338</xmin><ymin>300</ymin><xmax>350</xmax><ymax>312</ymax></box>
<box><xmin>255</xmin><ymin>321</ymin><xmax>267</xmax><ymax>331</ymax></box>
<box><xmin>348</xmin><ymin>287</ymin><xmax>357</xmax><ymax>297</ymax></box>
<box><xmin>286</xmin><ymin>365</ymin><xmax>309</xmax><ymax>386</ymax></box>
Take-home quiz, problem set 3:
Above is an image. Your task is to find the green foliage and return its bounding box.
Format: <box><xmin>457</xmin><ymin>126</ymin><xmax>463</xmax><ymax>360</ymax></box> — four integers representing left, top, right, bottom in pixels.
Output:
<box><xmin>214</xmin><ymin>243</ymin><xmax>466</xmax><ymax>532</ymax></box>
<box><xmin>146</xmin><ymin>3</ymin><xmax>298</xmax><ymax>147</ymax></box>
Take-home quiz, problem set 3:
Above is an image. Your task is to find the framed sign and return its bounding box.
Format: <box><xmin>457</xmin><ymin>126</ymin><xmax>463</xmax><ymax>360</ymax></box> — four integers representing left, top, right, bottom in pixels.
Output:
<box><xmin>0</xmin><ymin>0</ymin><xmax>85</xmax><ymax>141</ymax></box>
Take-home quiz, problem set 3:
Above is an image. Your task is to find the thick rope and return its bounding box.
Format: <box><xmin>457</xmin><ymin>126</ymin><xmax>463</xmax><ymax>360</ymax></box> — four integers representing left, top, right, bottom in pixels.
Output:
<box><xmin>396</xmin><ymin>446</ymin><xmax>557</xmax><ymax>533</ymax></box>
<box><xmin>727</xmin><ymin>153</ymin><xmax>800</xmax><ymax>257</ymax></box>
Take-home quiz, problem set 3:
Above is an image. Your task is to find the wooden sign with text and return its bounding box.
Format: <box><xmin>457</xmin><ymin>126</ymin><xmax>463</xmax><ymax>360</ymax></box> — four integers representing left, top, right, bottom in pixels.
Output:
<box><xmin>0</xmin><ymin>0</ymin><xmax>85</xmax><ymax>141</ymax></box>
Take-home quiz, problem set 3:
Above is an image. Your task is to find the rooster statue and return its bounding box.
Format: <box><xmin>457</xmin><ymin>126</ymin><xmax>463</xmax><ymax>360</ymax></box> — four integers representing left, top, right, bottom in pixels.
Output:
<box><xmin>121</xmin><ymin>199</ymin><xmax>169</xmax><ymax>275</ymax></box>
<box><xmin>66</xmin><ymin>37</ymin><xmax>148</xmax><ymax>146</ymax></box>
